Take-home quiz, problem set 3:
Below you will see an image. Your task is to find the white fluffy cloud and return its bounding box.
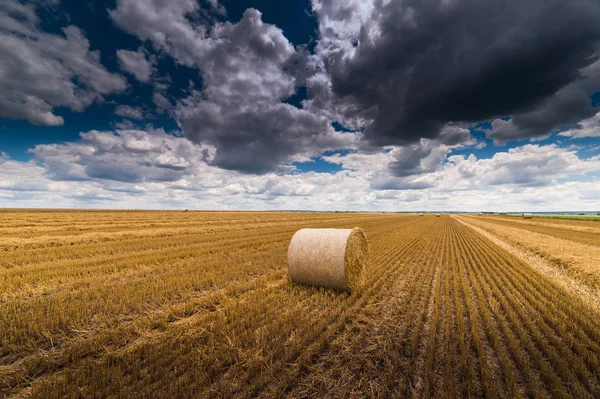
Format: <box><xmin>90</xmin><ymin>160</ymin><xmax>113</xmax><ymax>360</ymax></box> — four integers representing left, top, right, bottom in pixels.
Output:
<box><xmin>110</xmin><ymin>0</ymin><xmax>216</xmax><ymax>67</ymax></box>
<box><xmin>114</xmin><ymin>105</ymin><xmax>145</xmax><ymax>120</ymax></box>
<box><xmin>1</xmin><ymin>129</ymin><xmax>597</xmax><ymax>211</ymax></box>
<box><xmin>30</xmin><ymin>128</ymin><xmax>205</xmax><ymax>183</ymax></box>
<box><xmin>328</xmin><ymin>142</ymin><xmax>600</xmax><ymax>195</ymax></box>
<box><xmin>0</xmin><ymin>1</ymin><xmax>127</xmax><ymax>126</ymax></box>
<box><xmin>559</xmin><ymin>112</ymin><xmax>600</xmax><ymax>138</ymax></box>
<box><xmin>444</xmin><ymin>144</ymin><xmax>600</xmax><ymax>187</ymax></box>
<box><xmin>116</xmin><ymin>47</ymin><xmax>156</xmax><ymax>83</ymax></box>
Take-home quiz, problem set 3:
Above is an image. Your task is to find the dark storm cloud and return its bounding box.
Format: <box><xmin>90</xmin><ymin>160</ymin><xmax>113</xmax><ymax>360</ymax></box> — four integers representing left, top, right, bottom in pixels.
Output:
<box><xmin>488</xmin><ymin>85</ymin><xmax>597</xmax><ymax>143</ymax></box>
<box><xmin>178</xmin><ymin>101</ymin><xmax>337</xmax><ymax>174</ymax></box>
<box><xmin>314</xmin><ymin>0</ymin><xmax>600</xmax><ymax>146</ymax></box>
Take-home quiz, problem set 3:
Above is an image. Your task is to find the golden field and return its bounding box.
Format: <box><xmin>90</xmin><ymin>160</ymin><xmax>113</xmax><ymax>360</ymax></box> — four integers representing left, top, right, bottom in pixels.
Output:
<box><xmin>1</xmin><ymin>210</ymin><xmax>600</xmax><ymax>398</ymax></box>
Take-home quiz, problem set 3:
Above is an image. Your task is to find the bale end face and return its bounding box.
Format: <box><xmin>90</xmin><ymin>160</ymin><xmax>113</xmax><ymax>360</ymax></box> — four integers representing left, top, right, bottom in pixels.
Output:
<box><xmin>343</xmin><ymin>228</ymin><xmax>369</xmax><ymax>291</ymax></box>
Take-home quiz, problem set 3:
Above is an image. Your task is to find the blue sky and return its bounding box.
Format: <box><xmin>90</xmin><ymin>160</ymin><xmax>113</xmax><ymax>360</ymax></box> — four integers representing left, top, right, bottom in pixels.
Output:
<box><xmin>1</xmin><ymin>0</ymin><xmax>600</xmax><ymax>211</ymax></box>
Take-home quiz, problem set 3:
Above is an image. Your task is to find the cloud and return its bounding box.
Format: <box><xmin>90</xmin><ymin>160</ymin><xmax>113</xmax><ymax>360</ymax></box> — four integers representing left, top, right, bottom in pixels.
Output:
<box><xmin>152</xmin><ymin>91</ymin><xmax>172</xmax><ymax>111</ymax></box>
<box><xmin>445</xmin><ymin>144</ymin><xmax>600</xmax><ymax>187</ymax></box>
<box><xmin>0</xmin><ymin>157</ymin><xmax>51</xmax><ymax>192</ymax></box>
<box><xmin>66</xmin><ymin>190</ymin><xmax>119</xmax><ymax>202</ymax></box>
<box><xmin>387</xmin><ymin>142</ymin><xmax>451</xmax><ymax>178</ymax></box>
<box><xmin>321</xmin><ymin>151</ymin><xmax>390</xmax><ymax>174</ymax></box>
<box><xmin>173</xmin><ymin>8</ymin><xmax>322</xmax><ymax>173</ymax></box>
<box><xmin>370</xmin><ymin>177</ymin><xmax>434</xmax><ymax>191</ymax></box>
<box><xmin>310</xmin><ymin>0</ymin><xmax>600</xmax><ymax>146</ymax></box>
<box><xmin>385</xmin><ymin>125</ymin><xmax>477</xmax><ymax>177</ymax></box>
<box><xmin>109</xmin><ymin>0</ymin><xmax>600</xmax><ymax>175</ymax></box>
<box><xmin>559</xmin><ymin>112</ymin><xmax>600</xmax><ymax>138</ymax></box>
<box><xmin>177</xmin><ymin>96</ymin><xmax>357</xmax><ymax>173</ymax></box>
<box><xmin>149</xmin><ymin>76</ymin><xmax>175</xmax><ymax>112</ymax></box>
<box><xmin>321</xmin><ymin>124</ymin><xmax>481</xmax><ymax>182</ymax></box>
<box><xmin>109</xmin><ymin>0</ymin><xmax>218</xmax><ymax>66</ymax></box>
<box><xmin>488</xmin><ymin>86</ymin><xmax>597</xmax><ymax>143</ymax></box>
<box><xmin>358</xmin><ymin>143</ymin><xmax>600</xmax><ymax>191</ymax></box>
<box><xmin>114</xmin><ymin>105</ymin><xmax>145</xmax><ymax>120</ymax></box>
<box><xmin>116</xmin><ymin>47</ymin><xmax>156</xmax><ymax>82</ymax></box>
<box><xmin>0</xmin><ymin>1</ymin><xmax>127</xmax><ymax>126</ymax></box>
<box><xmin>30</xmin><ymin>128</ymin><xmax>206</xmax><ymax>183</ymax></box>
<box><xmin>373</xmin><ymin>190</ymin><xmax>423</xmax><ymax>202</ymax></box>
<box><xmin>3</xmin><ymin>132</ymin><xmax>600</xmax><ymax>211</ymax></box>
<box><xmin>4</xmin><ymin>0</ymin><xmax>598</xmax><ymax>212</ymax></box>
<box><xmin>14</xmin><ymin>127</ymin><xmax>371</xmax><ymax>207</ymax></box>
<box><xmin>111</xmin><ymin>3</ymin><xmax>358</xmax><ymax>173</ymax></box>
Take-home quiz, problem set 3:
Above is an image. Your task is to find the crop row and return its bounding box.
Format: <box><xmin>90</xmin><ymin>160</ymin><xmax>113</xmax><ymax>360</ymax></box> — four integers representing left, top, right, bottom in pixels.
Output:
<box><xmin>473</xmin><ymin>216</ymin><xmax>600</xmax><ymax>247</ymax></box>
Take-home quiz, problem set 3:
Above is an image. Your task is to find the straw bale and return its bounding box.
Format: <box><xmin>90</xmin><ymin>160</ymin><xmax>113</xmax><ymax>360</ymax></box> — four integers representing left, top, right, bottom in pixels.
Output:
<box><xmin>287</xmin><ymin>228</ymin><xmax>368</xmax><ymax>291</ymax></box>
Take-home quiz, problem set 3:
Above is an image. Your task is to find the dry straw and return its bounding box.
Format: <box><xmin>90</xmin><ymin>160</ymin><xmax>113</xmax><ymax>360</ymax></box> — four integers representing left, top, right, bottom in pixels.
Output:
<box><xmin>287</xmin><ymin>228</ymin><xmax>368</xmax><ymax>292</ymax></box>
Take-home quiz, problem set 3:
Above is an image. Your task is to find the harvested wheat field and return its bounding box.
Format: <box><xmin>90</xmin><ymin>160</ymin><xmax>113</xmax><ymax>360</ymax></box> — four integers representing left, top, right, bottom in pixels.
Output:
<box><xmin>2</xmin><ymin>210</ymin><xmax>600</xmax><ymax>398</ymax></box>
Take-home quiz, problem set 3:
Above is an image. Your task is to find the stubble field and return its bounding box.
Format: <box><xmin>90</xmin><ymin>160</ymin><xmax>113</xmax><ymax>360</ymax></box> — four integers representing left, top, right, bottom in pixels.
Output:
<box><xmin>1</xmin><ymin>210</ymin><xmax>600</xmax><ymax>398</ymax></box>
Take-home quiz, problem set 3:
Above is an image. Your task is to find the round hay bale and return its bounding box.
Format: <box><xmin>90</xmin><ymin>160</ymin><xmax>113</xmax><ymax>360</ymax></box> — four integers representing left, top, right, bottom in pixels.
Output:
<box><xmin>287</xmin><ymin>228</ymin><xmax>368</xmax><ymax>292</ymax></box>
